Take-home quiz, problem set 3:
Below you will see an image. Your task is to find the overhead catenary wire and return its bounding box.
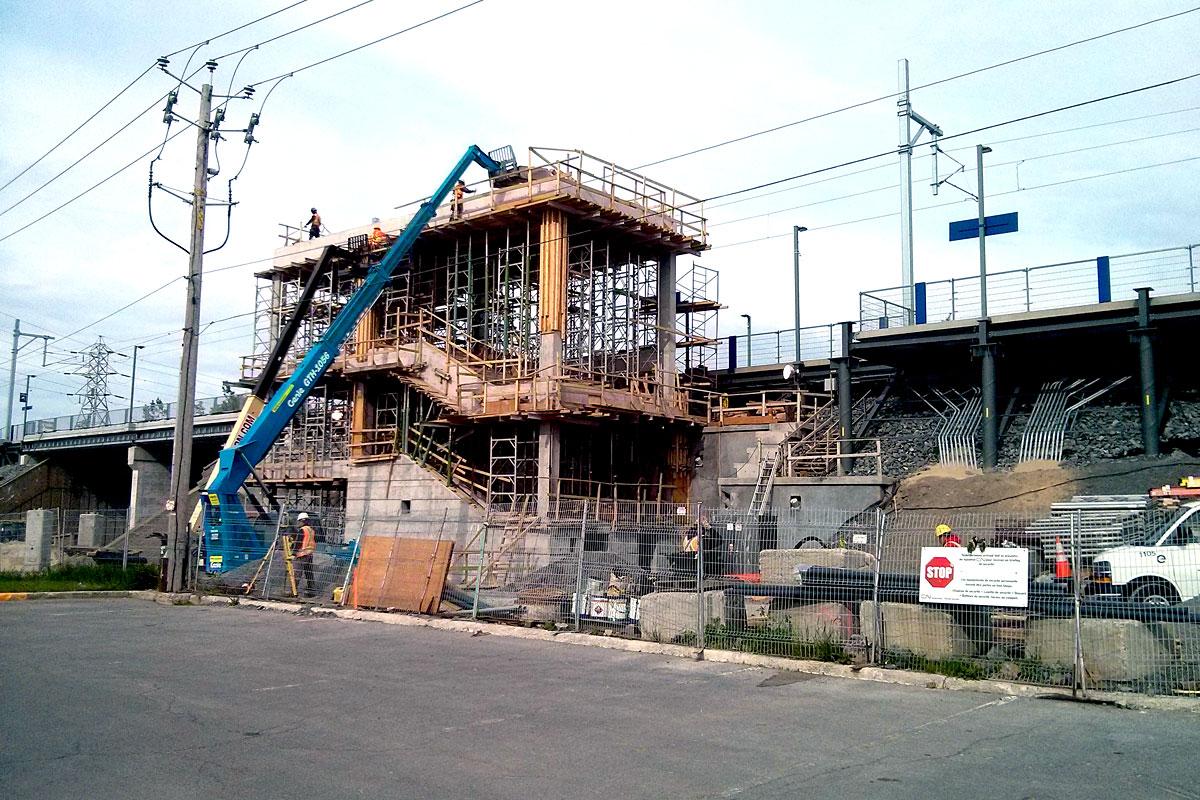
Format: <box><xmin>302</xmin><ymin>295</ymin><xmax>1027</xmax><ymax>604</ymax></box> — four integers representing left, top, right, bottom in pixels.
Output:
<box><xmin>633</xmin><ymin>4</ymin><xmax>1200</xmax><ymax>170</ymax></box>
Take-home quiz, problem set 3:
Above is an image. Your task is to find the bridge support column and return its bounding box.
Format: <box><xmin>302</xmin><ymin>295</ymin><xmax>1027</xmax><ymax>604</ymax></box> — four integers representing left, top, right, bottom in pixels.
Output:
<box><xmin>833</xmin><ymin>322</ymin><xmax>854</xmax><ymax>476</ymax></box>
<box><xmin>128</xmin><ymin>445</ymin><xmax>170</xmax><ymax>530</ymax></box>
<box><xmin>1133</xmin><ymin>287</ymin><xmax>1160</xmax><ymax>457</ymax></box>
<box><xmin>536</xmin><ymin>421</ymin><xmax>561</xmax><ymax>517</ymax></box>
<box><xmin>975</xmin><ymin>319</ymin><xmax>998</xmax><ymax>471</ymax></box>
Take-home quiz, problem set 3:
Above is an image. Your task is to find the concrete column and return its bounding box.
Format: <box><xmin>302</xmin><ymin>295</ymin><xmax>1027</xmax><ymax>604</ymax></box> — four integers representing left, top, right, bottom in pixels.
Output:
<box><xmin>77</xmin><ymin>513</ymin><xmax>103</xmax><ymax>548</ymax></box>
<box><xmin>536</xmin><ymin>421</ymin><xmax>561</xmax><ymax>516</ymax></box>
<box><xmin>128</xmin><ymin>445</ymin><xmax>170</xmax><ymax>530</ymax></box>
<box><xmin>976</xmin><ymin>319</ymin><xmax>998</xmax><ymax>470</ymax></box>
<box><xmin>1133</xmin><ymin>287</ymin><xmax>1159</xmax><ymax>457</ymax></box>
<box><xmin>834</xmin><ymin>322</ymin><xmax>854</xmax><ymax>476</ymax></box>
<box><xmin>23</xmin><ymin>508</ymin><xmax>56</xmax><ymax>570</ymax></box>
<box><xmin>537</xmin><ymin>208</ymin><xmax>567</xmax><ymax>376</ymax></box>
<box><xmin>657</xmin><ymin>253</ymin><xmax>678</xmax><ymax>401</ymax></box>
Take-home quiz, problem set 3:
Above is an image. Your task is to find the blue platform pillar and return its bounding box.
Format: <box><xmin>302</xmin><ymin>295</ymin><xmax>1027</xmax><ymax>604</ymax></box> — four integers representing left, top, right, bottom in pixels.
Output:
<box><xmin>914</xmin><ymin>282</ymin><xmax>928</xmax><ymax>324</ymax></box>
<box><xmin>1096</xmin><ymin>256</ymin><xmax>1112</xmax><ymax>303</ymax></box>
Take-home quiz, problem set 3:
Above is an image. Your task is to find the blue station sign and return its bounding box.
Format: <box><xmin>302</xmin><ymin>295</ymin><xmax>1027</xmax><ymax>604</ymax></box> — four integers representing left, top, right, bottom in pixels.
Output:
<box><xmin>949</xmin><ymin>211</ymin><xmax>1018</xmax><ymax>241</ymax></box>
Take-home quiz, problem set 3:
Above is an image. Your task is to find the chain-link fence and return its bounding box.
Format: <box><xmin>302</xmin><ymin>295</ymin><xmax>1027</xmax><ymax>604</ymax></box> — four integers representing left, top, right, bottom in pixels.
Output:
<box><xmin>190</xmin><ymin>499</ymin><xmax>1200</xmax><ymax>698</ymax></box>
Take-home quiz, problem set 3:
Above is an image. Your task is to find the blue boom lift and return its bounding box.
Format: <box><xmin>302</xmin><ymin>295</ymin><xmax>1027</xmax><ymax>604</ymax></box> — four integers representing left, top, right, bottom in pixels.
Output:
<box><xmin>201</xmin><ymin>145</ymin><xmax>508</xmax><ymax>573</ymax></box>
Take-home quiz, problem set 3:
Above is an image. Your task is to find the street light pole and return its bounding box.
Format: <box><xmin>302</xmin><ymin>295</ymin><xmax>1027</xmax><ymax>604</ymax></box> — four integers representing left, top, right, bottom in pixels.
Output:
<box><xmin>977</xmin><ymin>144</ymin><xmax>992</xmax><ymax>319</ymax></box>
<box><xmin>793</xmin><ymin>225</ymin><xmax>808</xmax><ymax>363</ymax></box>
<box><xmin>740</xmin><ymin>314</ymin><xmax>752</xmax><ymax>367</ymax></box>
<box><xmin>5</xmin><ymin>319</ymin><xmax>53</xmax><ymax>442</ymax></box>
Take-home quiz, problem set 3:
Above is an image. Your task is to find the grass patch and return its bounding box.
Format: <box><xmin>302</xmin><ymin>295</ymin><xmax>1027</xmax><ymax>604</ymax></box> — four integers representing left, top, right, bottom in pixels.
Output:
<box><xmin>704</xmin><ymin>622</ymin><xmax>854</xmax><ymax>664</ymax></box>
<box><xmin>884</xmin><ymin>649</ymin><xmax>986</xmax><ymax>680</ymax></box>
<box><xmin>0</xmin><ymin>564</ymin><xmax>159</xmax><ymax>593</ymax></box>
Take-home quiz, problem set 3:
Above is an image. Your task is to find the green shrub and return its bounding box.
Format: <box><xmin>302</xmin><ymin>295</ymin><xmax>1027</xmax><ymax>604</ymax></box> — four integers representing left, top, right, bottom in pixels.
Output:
<box><xmin>0</xmin><ymin>563</ymin><xmax>159</xmax><ymax>593</ymax></box>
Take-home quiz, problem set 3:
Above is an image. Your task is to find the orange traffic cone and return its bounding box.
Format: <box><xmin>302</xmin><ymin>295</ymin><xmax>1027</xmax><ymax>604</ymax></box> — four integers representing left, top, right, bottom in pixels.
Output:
<box><xmin>1054</xmin><ymin>536</ymin><xmax>1072</xmax><ymax>579</ymax></box>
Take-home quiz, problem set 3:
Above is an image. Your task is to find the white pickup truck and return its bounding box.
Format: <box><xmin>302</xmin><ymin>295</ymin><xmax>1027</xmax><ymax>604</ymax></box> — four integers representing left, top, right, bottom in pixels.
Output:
<box><xmin>1091</xmin><ymin>501</ymin><xmax>1200</xmax><ymax>605</ymax></box>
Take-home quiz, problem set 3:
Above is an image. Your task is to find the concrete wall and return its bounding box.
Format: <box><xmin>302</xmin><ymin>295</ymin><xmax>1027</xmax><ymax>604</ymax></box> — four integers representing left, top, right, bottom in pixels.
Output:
<box><xmin>345</xmin><ymin>457</ymin><xmax>481</xmax><ymax>544</ymax></box>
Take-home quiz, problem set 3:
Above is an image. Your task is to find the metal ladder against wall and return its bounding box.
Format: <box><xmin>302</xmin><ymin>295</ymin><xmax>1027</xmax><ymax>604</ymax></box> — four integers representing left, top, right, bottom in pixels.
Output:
<box><xmin>1019</xmin><ymin>377</ymin><xmax>1131</xmax><ymax>463</ymax></box>
<box><xmin>748</xmin><ymin>444</ymin><xmax>780</xmax><ymax>516</ymax></box>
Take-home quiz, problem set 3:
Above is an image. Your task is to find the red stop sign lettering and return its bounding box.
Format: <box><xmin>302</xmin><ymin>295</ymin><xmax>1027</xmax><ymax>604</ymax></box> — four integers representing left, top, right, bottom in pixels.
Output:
<box><xmin>924</xmin><ymin>555</ymin><xmax>954</xmax><ymax>588</ymax></box>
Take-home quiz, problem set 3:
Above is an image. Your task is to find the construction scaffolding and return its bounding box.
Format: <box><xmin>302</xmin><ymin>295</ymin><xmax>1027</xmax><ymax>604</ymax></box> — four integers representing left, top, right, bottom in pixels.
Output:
<box><xmin>245</xmin><ymin>147</ymin><xmax>714</xmax><ymax>511</ymax></box>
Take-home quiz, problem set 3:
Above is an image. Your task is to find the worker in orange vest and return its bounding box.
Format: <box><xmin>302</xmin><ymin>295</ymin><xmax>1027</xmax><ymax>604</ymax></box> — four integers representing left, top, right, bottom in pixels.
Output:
<box><xmin>450</xmin><ymin>180</ymin><xmax>474</xmax><ymax>220</ymax></box>
<box><xmin>294</xmin><ymin>512</ymin><xmax>317</xmax><ymax>598</ymax></box>
<box><xmin>305</xmin><ymin>208</ymin><xmax>322</xmax><ymax>240</ymax></box>
<box><xmin>936</xmin><ymin>523</ymin><xmax>962</xmax><ymax>547</ymax></box>
<box><xmin>369</xmin><ymin>225</ymin><xmax>389</xmax><ymax>250</ymax></box>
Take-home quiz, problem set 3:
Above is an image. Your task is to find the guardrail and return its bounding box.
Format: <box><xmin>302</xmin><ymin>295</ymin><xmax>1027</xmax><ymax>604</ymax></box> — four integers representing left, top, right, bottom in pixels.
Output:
<box><xmin>8</xmin><ymin>393</ymin><xmax>246</xmax><ymax>443</ymax></box>
<box><xmin>859</xmin><ymin>243</ymin><xmax>1197</xmax><ymax>331</ymax></box>
<box><xmin>713</xmin><ymin>323</ymin><xmax>845</xmax><ymax>371</ymax></box>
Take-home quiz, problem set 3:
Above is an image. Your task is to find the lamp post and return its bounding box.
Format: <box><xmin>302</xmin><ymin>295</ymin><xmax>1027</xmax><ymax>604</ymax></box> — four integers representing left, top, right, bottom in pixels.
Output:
<box><xmin>793</xmin><ymin>225</ymin><xmax>808</xmax><ymax>363</ymax></box>
<box><xmin>976</xmin><ymin>144</ymin><xmax>992</xmax><ymax>319</ymax></box>
<box><xmin>740</xmin><ymin>314</ymin><xmax>752</xmax><ymax>367</ymax></box>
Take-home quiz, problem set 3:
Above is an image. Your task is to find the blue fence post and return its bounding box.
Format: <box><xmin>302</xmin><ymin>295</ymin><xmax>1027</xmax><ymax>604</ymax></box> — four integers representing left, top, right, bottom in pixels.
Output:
<box><xmin>728</xmin><ymin>336</ymin><xmax>738</xmax><ymax>372</ymax></box>
<box><xmin>1096</xmin><ymin>256</ymin><xmax>1111</xmax><ymax>303</ymax></box>
<box><xmin>914</xmin><ymin>282</ymin><xmax>928</xmax><ymax>324</ymax></box>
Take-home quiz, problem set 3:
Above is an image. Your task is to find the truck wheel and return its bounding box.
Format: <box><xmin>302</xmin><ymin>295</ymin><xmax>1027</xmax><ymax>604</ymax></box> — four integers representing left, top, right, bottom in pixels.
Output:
<box><xmin>795</xmin><ymin>536</ymin><xmax>825</xmax><ymax>550</ymax></box>
<box><xmin>1129</xmin><ymin>582</ymin><xmax>1179</xmax><ymax>606</ymax></box>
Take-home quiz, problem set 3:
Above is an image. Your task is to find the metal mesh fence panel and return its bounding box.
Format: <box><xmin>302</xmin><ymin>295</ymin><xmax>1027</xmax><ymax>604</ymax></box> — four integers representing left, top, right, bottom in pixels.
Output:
<box><xmin>188</xmin><ymin>499</ymin><xmax>1200</xmax><ymax>697</ymax></box>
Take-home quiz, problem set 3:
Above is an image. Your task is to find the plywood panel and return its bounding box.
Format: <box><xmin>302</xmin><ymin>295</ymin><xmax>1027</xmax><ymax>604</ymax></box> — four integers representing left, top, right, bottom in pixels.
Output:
<box><xmin>352</xmin><ymin>536</ymin><xmax>454</xmax><ymax>613</ymax></box>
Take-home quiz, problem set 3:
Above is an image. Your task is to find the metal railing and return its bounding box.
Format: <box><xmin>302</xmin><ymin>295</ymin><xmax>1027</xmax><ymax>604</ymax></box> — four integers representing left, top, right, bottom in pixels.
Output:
<box><xmin>859</xmin><ymin>243</ymin><xmax>1197</xmax><ymax>330</ymax></box>
<box><xmin>714</xmin><ymin>323</ymin><xmax>844</xmax><ymax>370</ymax></box>
<box><xmin>9</xmin><ymin>393</ymin><xmax>246</xmax><ymax>443</ymax></box>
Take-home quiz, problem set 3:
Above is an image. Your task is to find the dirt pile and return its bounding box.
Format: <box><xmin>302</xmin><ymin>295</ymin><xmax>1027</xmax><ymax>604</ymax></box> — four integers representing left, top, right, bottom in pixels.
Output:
<box><xmin>893</xmin><ymin>452</ymin><xmax>1200</xmax><ymax>514</ymax></box>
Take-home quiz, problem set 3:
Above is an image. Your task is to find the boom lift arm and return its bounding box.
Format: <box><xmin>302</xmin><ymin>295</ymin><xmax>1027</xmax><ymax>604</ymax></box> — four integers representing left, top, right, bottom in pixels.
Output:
<box><xmin>202</xmin><ymin>145</ymin><xmax>504</xmax><ymax>572</ymax></box>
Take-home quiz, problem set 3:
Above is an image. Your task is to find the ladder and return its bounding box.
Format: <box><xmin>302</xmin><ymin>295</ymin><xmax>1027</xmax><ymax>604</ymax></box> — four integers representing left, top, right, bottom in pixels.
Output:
<box><xmin>748</xmin><ymin>445</ymin><xmax>780</xmax><ymax>516</ymax></box>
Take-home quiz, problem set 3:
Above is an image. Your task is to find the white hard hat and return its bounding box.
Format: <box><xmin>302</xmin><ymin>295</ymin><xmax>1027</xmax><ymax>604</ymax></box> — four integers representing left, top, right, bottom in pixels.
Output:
<box><xmin>297</xmin><ymin>512</ymin><xmax>310</xmax><ymax>521</ymax></box>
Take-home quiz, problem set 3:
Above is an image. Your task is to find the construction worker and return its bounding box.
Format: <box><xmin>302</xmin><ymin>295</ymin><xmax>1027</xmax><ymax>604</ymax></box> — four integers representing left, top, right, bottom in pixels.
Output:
<box><xmin>294</xmin><ymin>512</ymin><xmax>317</xmax><ymax>598</ymax></box>
<box><xmin>450</xmin><ymin>180</ymin><xmax>474</xmax><ymax>220</ymax></box>
<box><xmin>305</xmin><ymin>208</ymin><xmax>322</xmax><ymax>240</ymax></box>
<box><xmin>936</xmin><ymin>523</ymin><xmax>962</xmax><ymax>547</ymax></box>
<box><xmin>369</xmin><ymin>225</ymin><xmax>389</xmax><ymax>250</ymax></box>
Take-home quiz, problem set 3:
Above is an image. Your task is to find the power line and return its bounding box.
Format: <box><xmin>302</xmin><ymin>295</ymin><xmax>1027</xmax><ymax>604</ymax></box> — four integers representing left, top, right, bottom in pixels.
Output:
<box><xmin>0</xmin><ymin>126</ymin><xmax>189</xmax><ymax>244</ymax></box>
<box><xmin>635</xmin><ymin>5</ymin><xmax>1200</xmax><ymax>170</ymax></box>
<box><xmin>163</xmin><ymin>0</ymin><xmax>311</xmax><ymax>58</ymax></box>
<box><xmin>246</xmin><ymin>0</ymin><xmax>489</xmax><ymax>87</ymax></box>
<box><xmin>709</xmin><ymin>154</ymin><xmax>1200</xmax><ymax>250</ymax></box>
<box><xmin>210</xmin><ymin>0</ymin><xmax>375</xmax><ymax>62</ymax></box>
<box><xmin>0</xmin><ymin>64</ymin><xmax>157</xmax><ymax>197</ymax></box>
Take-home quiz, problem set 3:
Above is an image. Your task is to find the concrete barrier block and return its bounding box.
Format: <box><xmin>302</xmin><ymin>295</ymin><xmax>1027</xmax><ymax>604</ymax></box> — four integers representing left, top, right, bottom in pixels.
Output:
<box><xmin>1027</xmin><ymin>618</ymin><xmax>1169</xmax><ymax>682</ymax></box>
<box><xmin>767</xmin><ymin>601</ymin><xmax>854</xmax><ymax>641</ymax></box>
<box><xmin>861</xmin><ymin>601</ymin><xmax>974</xmax><ymax>660</ymax></box>
<box><xmin>77</xmin><ymin>513</ymin><xmax>102</xmax><ymax>548</ymax></box>
<box><xmin>1151</xmin><ymin>622</ymin><xmax>1200</xmax><ymax>665</ymax></box>
<box><xmin>759</xmin><ymin>548</ymin><xmax>878</xmax><ymax>583</ymax></box>
<box><xmin>639</xmin><ymin>590</ymin><xmax>724</xmax><ymax>644</ymax></box>
<box><xmin>23</xmin><ymin>509</ymin><xmax>55</xmax><ymax>571</ymax></box>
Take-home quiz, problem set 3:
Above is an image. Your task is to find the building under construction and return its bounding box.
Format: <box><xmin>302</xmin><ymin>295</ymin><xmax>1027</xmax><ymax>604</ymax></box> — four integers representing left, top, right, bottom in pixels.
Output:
<box><xmin>243</xmin><ymin>148</ymin><xmax>718</xmax><ymax>520</ymax></box>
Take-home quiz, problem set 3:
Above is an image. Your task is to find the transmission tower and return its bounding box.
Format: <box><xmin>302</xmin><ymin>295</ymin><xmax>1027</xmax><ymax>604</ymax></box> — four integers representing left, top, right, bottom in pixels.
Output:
<box><xmin>72</xmin><ymin>337</ymin><xmax>117</xmax><ymax>426</ymax></box>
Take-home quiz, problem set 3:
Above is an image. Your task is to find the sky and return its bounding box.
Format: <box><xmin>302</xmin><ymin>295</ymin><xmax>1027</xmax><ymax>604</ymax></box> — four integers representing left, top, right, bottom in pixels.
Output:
<box><xmin>0</xmin><ymin>0</ymin><xmax>1197</xmax><ymax>424</ymax></box>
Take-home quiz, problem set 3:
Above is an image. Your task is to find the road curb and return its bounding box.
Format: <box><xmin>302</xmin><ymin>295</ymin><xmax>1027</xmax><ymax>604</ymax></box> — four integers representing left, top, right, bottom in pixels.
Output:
<box><xmin>196</xmin><ymin>594</ymin><xmax>1200</xmax><ymax>713</ymax></box>
<box><xmin>0</xmin><ymin>590</ymin><xmax>147</xmax><ymax>602</ymax></box>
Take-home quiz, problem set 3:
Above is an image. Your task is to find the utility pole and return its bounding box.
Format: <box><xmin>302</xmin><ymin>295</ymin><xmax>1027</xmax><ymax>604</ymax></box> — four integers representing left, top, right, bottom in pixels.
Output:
<box><xmin>165</xmin><ymin>81</ymin><xmax>213</xmax><ymax>592</ymax></box>
<box><xmin>127</xmin><ymin>344</ymin><xmax>143</xmax><ymax>427</ymax></box>
<box><xmin>20</xmin><ymin>375</ymin><xmax>34</xmax><ymax>432</ymax></box>
<box><xmin>896</xmin><ymin>58</ymin><xmax>942</xmax><ymax>325</ymax></box>
<box><xmin>792</xmin><ymin>225</ymin><xmax>807</xmax><ymax>363</ymax></box>
<box><xmin>5</xmin><ymin>320</ymin><xmax>53</xmax><ymax>442</ymax></box>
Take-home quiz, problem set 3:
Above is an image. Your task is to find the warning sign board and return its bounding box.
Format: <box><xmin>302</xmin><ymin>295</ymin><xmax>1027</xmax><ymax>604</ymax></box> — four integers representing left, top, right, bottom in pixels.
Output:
<box><xmin>918</xmin><ymin>547</ymin><xmax>1028</xmax><ymax>608</ymax></box>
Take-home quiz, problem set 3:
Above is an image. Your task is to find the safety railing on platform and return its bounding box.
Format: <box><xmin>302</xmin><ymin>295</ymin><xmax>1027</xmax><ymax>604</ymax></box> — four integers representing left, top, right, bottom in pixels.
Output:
<box><xmin>859</xmin><ymin>243</ymin><xmax>1197</xmax><ymax>330</ymax></box>
<box><xmin>713</xmin><ymin>323</ymin><xmax>844</xmax><ymax>371</ymax></box>
<box><xmin>184</xmin><ymin>499</ymin><xmax>1200</xmax><ymax>699</ymax></box>
<box><xmin>10</xmin><ymin>392</ymin><xmax>247</xmax><ymax>443</ymax></box>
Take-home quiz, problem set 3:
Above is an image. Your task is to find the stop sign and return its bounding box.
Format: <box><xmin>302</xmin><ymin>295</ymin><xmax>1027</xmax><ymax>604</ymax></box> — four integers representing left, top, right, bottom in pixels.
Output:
<box><xmin>924</xmin><ymin>555</ymin><xmax>954</xmax><ymax>588</ymax></box>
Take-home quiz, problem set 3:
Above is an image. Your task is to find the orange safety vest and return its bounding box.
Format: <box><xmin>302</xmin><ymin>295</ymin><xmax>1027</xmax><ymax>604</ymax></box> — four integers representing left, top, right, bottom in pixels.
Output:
<box><xmin>296</xmin><ymin>524</ymin><xmax>316</xmax><ymax>558</ymax></box>
<box><xmin>683</xmin><ymin>535</ymin><xmax>699</xmax><ymax>553</ymax></box>
<box><xmin>941</xmin><ymin>533</ymin><xmax>962</xmax><ymax>547</ymax></box>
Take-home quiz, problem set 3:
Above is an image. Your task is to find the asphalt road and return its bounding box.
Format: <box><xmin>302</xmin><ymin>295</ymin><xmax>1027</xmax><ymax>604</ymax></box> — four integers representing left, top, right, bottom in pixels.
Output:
<box><xmin>1</xmin><ymin>599</ymin><xmax>1196</xmax><ymax>800</ymax></box>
